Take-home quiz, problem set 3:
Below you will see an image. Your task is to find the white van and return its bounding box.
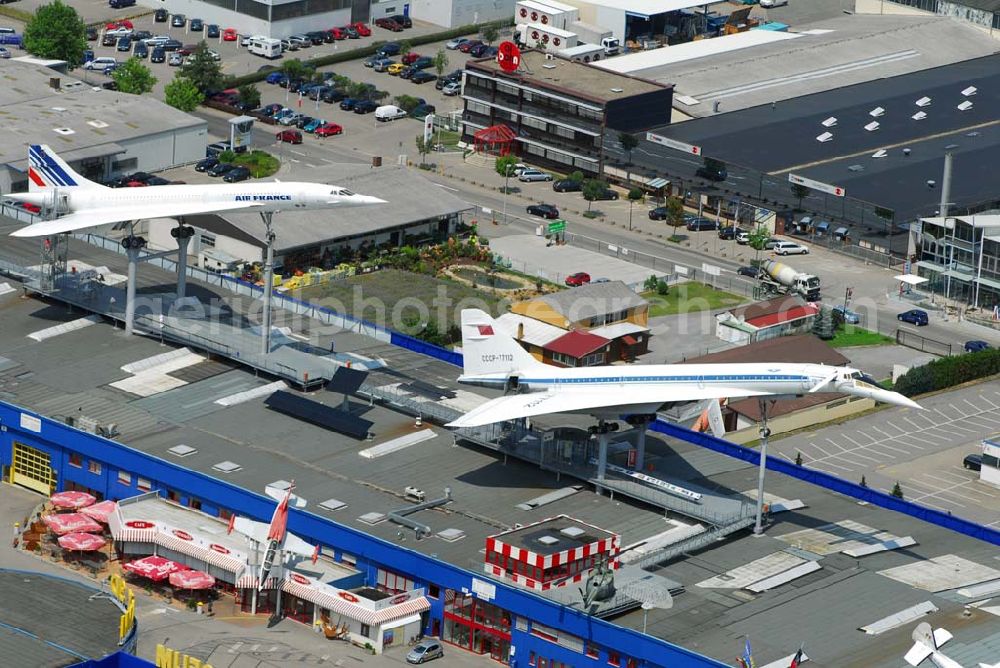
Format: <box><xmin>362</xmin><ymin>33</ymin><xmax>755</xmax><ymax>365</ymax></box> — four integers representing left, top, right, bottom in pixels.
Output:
<box><xmin>248</xmin><ymin>37</ymin><xmax>281</xmax><ymax>59</ymax></box>
<box><xmin>374</xmin><ymin>105</ymin><xmax>408</xmax><ymax>122</ymax></box>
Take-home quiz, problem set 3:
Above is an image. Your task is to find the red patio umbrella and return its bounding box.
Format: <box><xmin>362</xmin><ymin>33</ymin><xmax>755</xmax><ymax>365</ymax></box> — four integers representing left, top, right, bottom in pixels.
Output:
<box><xmin>122</xmin><ymin>555</ymin><xmax>186</xmax><ymax>582</ymax></box>
<box><xmin>169</xmin><ymin>569</ymin><xmax>215</xmax><ymax>590</ymax></box>
<box><xmin>43</xmin><ymin>513</ymin><xmax>103</xmax><ymax>535</ymax></box>
<box><xmin>81</xmin><ymin>500</ymin><xmax>117</xmax><ymax>524</ymax></box>
<box><xmin>57</xmin><ymin>532</ymin><xmax>107</xmax><ymax>552</ymax></box>
<box><xmin>50</xmin><ymin>491</ymin><xmax>97</xmax><ymax>510</ymax></box>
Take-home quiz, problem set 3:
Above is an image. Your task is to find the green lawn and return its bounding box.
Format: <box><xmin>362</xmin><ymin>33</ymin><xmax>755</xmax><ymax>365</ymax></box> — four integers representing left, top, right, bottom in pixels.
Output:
<box><xmin>828</xmin><ymin>327</ymin><xmax>895</xmax><ymax>348</ymax></box>
<box><xmin>294</xmin><ymin>269</ymin><xmax>506</xmax><ymax>330</ymax></box>
<box><xmin>642</xmin><ymin>282</ymin><xmax>746</xmax><ymax>317</ymax></box>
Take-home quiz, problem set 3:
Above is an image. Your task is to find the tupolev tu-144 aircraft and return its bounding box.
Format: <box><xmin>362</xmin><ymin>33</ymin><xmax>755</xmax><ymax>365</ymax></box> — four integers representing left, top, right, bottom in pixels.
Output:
<box><xmin>446</xmin><ymin>309</ymin><xmax>922</xmax><ymax>428</ymax></box>
<box><xmin>7</xmin><ymin>144</ymin><xmax>384</xmax><ymax>237</ymax></box>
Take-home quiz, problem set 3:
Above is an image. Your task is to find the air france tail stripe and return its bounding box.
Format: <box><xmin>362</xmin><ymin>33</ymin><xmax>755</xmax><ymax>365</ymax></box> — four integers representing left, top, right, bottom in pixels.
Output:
<box><xmin>27</xmin><ymin>168</ymin><xmax>45</xmax><ymax>187</ymax></box>
<box><xmin>28</xmin><ymin>145</ymin><xmax>77</xmax><ymax>187</ymax></box>
<box><xmin>28</xmin><ymin>147</ymin><xmax>68</xmax><ymax>187</ymax></box>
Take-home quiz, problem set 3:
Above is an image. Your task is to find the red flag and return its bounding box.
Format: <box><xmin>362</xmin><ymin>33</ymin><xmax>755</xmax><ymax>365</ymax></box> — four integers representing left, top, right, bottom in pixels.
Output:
<box><xmin>312</xmin><ymin>543</ymin><xmax>320</xmax><ymax>564</ymax></box>
<box><xmin>789</xmin><ymin>648</ymin><xmax>803</xmax><ymax>668</ymax></box>
<box><xmin>227</xmin><ymin>512</ymin><xmax>236</xmax><ymax>535</ymax></box>
<box><xmin>736</xmin><ymin>659</ymin><xmax>748</xmax><ymax>668</ymax></box>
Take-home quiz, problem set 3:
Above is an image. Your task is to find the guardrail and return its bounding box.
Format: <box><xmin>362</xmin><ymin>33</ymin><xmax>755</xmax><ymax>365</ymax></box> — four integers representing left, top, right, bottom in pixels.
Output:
<box><xmin>895</xmin><ymin>328</ymin><xmax>952</xmax><ymax>356</ymax></box>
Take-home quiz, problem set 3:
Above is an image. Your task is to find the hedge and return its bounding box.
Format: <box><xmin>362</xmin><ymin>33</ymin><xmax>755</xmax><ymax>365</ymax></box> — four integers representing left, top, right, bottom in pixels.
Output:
<box><xmin>894</xmin><ymin>348</ymin><xmax>1000</xmax><ymax>396</ymax></box>
<box><xmin>225</xmin><ymin>19</ymin><xmax>512</xmax><ymax>89</ymax></box>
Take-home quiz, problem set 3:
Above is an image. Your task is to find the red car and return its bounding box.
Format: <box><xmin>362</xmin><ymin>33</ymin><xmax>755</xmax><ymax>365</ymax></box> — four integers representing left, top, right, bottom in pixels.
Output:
<box><xmin>328</xmin><ymin>27</ymin><xmax>345</xmax><ymax>40</ymax></box>
<box><xmin>222</xmin><ymin>28</ymin><xmax>238</xmax><ymax>41</ymax></box>
<box><xmin>314</xmin><ymin>123</ymin><xmax>343</xmax><ymax>137</ymax></box>
<box><xmin>401</xmin><ymin>52</ymin><xmax>420</xmax><ymax>65</ymax></box>
<box><xmin>276</xmin><ymin>129</ymin><xmax>303</xmax><ymax>144</ymax></box>
<box><xmin>375</xmin><ymin>18</ymin><xmax>402</xmax><ymax>31</ymax></box>
<box><xmin>565</xmin><ymin>272</ymin><xmax>591</xmax><ymax>287</ymax></box>
<box><xmin>354</xmin><ymin>22</ymin><xmax>371</xmax><ymax>36</ymax></box>
<box><xmin>458</xmin><ymin>40</ymin><xmax>482</xmax><ymax>53</ymax></box>
<box><xmin>17</xmin><ymin>202</ymin><xmax>41</xmax><ymax>214</ymax></box>
<box><xmin>125</xmin><ymin>180</ymin><xmax>148</xmax><ymax>187</ymax></box>
<box><xmin>105</xmin><ymin>19</ymin><xmax>133</xmax><ymax>30</ymax></box>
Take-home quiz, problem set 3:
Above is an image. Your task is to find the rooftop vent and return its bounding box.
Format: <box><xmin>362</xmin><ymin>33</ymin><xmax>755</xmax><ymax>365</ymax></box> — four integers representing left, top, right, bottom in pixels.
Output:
<box><xmin>358</xmin><ymin>512</ymin><xmax>387</xmax><ymax>525</ymax></box>
<box><xmin>821</xmin><ymin>116</ymin><xmax>837</xmax><ymax>127</ymax></box>
<box><xmin>869</xmin><ymin>106</ymin><xmax>885</xmax><ymax>118</ymax></box>
<box><xmin>610</xmin><ymin>87</ymin><xmax>623</xmax><ymax>93</ymax></box>
<box><xmin>915</xmin><ymin>96</ymin><xmax>931</xmax><ymax>107</ymax></box>
<box><xmin>168</xmin><ymin>444</ymin><xmax>197</xmax><ymax>457</ymax></box>
<box><xmin>537</xmin><ymin>535</ymin><xmax>559</xmax><ymax>546</ymax></box>
<box><xmin>560</xmin><ymin>526</ymin><xmax>586</xmax><ymax>538</ymax></box>
<box><xmin>51</xmin><ymin>106</ymin><xmax>67</xmax><ymax>112</ymax></box>
<box><xmin>957</xmin><ymin>101</ymin><xmax>973</xmax><ymax>111</ymax></box>
<box><xmin>267</xmin><ymin>479</ymin><xmax>292</xmax><ymax>491</ymax></box>
<box><xmin>319</xmin><ymin>498</ymin><xmax>347</xmax><ymax>512</ymax></box>
<box><xmin>871</xmin><ymin>149</ymin><xmax>887</xmax><ymax>158</ymax></box>
<box><xmin>961</xmin><ymin>86</ymin><xmax>977</xmax><ymax>97</ymax></box>
<box><xmin>87</xmin><ymin>119</ymin><xmax>109</xmax><ymax>129</ymax></box>
<box><xmin>212</xmin><ymin>460</ymin><xmax>242</xmax><ymax>473</ymax></box>
<box><xmin>847</xmin><ymin>164</ymin><xmax>864</xmax><ymax>172</ymax></box>
<box><xmin>438</xmin><ymin>528</ymin><xmax>466</xmax><ymax>542</ymax></box>
<box><xmin>911</xmin><ymin>111</ymin><xmax>927</xmax><ymax>121</ymax></box>
<box><xmin>542</xmin><ymin>64</ymin><xmax>556</xmax><ymax>69</ymax></box>
<box><xmin>52</xmin><ymin>127</ymin><xmax>75</xmax><ymax>135</ymax></box>
<box><xmin>864</xmin><ymin>121</ymin><xmax>880</xmax><ymax>132</ymax></box>
<box><xmin>816</xmin><ymin>132</ymin><xmax>833</xmax><ymax>143</ymax></box>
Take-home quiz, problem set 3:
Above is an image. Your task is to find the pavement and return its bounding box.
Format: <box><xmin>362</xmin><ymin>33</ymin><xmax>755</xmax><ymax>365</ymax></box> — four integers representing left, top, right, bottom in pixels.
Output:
<box><xmin>767</xmin><ymin>380</ymin><xmax>1000</xmax><ymax>526</ymax></box>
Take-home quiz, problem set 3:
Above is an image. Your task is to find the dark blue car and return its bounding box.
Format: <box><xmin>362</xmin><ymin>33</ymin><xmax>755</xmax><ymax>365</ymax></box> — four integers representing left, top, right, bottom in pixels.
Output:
<box><xmin>897</xmin><ymin>309</ymin><xmax>929</xmax><ymax>326</ymax></box>
<box><xmin>964</xmin><ymin>340</ymin><xmax>991</xmax><ymax>353</ymax></box>
<box><xmin>265</xmin><ymin>71</ymin><xmax>286</xmax><ymax>85</ymax></box>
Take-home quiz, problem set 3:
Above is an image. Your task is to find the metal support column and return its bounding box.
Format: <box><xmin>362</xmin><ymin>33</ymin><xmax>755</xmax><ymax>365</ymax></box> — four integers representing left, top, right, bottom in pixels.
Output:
<box><xmin>940</xmin><ymin>151</ymin><xmax>955</xmax><ymax>304</ymax></box>
<box><xmin>635</xmin><ymin>423</ymin><xmax>648</xmax><ymax>472</ymax></box>
<box><xmin>122</xmin><ymin>227</ymin><xmax>145</xmax><ymax>336</ymax></box>
<box><xmin>753</xmin><ymin>399</ymin><xmax>771</xmax><ymax>536</ymax></box>
<box><xmin>596</xmin><ymin>423</ymin><xmax>609</xmax><ymax>491</ymax></box>
<box><xmin>260</xmin><ymin>212</ymin><xmax>275</xmax><ymax>356</ymax></box>
<box><xmin>171</xmin><ymin>221</ymin><xmax>194</xmax><ymax>299</ymax></box>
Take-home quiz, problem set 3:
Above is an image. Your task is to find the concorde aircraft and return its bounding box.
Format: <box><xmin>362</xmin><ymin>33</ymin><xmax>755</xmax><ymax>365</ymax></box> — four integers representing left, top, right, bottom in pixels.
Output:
<box><xmin>905</xmin><ymin>622</ymin><xmax>1000</xmax><ymax>668</ymax></box>
<box><xmin>6</xmin><ymin>144</ymin><xmax>384</xmax><ymax>237</ymax></box>
<box><xmin>445</xmin><ymin>309</ymin><xmax>922</xmax><ymax>428</ymax></box>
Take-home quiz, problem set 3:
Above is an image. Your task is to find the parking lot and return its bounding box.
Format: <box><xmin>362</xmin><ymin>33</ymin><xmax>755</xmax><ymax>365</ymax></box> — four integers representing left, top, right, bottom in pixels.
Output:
<box><xmin>769</xmin><ymin>382</ymin><xmax>1000</xmax><ymax>526</ymax></box>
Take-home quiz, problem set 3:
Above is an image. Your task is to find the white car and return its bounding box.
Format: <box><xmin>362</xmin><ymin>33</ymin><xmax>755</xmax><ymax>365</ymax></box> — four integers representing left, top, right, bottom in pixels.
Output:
<box><xmin>0</xmin><ymin>47</ymin><xmax>9</xmax><ymax>59</ymax></box>
<box><xmin>760</xmin><ymin>0</ymin><xmax>789</xmax><ymax>6</ymax></box>
<box><xmin>442</xmin><ymin>81</ymin><xmax>461</xmax><ymax>96</ymax></box>
<box><xmin>206</xmin><ymin>49</ymin><xmax>221</xmax><ymax>61</ymax></box>
<box><xmin>287</xmin><ymin>34</ymin><xmax>310</xmax><ymax>47</ymax></box>
<box><xmin>105</xmin><ymin>26</ymin><xmax>133</xmax><ymax>36</ymax></box>
<box><xmin>445</xmin><ymin>37</ymin><xmax>469</xmax><ymax>50</ymax></box>
<box><xmin>168</xmin><ymin>52</ymin><xmax>183</xmax><ymax>66</ymax></box>
<box><xmin>84</xmin><ymin>57</ymin><xmax>117</xmax><ymax>71</ymax></box>
<box><xmin>143</xmin><ymin>35</ymin><xmax>172</xmax><ymax>46</ymax></box>
<box><xmin>772</xmin><ymin>241</ymin><xmax>809</xmax><ymax>255</ymax></box>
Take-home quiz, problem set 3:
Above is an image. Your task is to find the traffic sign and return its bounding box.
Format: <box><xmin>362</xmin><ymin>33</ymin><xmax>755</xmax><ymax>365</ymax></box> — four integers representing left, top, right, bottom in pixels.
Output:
<box><xmin>547</xmin><ymin>220</ymin><xmax>566</xmax><ymax>234</ymax></box>
<box><xmin>497</xmin><ymin>41</ymin><xmax>521</xmax><ymax>73</ymax></box>
<box><xmin>788</xmin><ymin>173</ymin><xmax>846</xmax><ymax>197</ymax></box>
<box><xmin>645</xmin><ymin>132</ymin><xmax>701</xmax><ymax>156</ymax></box>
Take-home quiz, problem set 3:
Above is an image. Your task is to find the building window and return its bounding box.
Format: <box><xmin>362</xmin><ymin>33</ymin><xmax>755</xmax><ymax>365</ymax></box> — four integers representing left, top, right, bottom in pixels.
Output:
<box><xmin>466</xmin><ymin>100</ymin><xmax>490</xmax><ymax>116</ymax></box>
<box><xmin>608</xmin><ymin>651</ymin><xmax>621</xmax><ymax>667</ymax></box>
<box><xmin>69</xmin><ymin>453</ymin><xmax>82</xmax><ymax>468</ymax></box>
<box><xmin>117</xmin><ymin>470</ymin><xmax>131</xmax><ymax>485</ymax></box>
<box><xmin>360</xmin><ymin>623</ymin><xmax>370</xmax><ymax>638</ymax></box>
<box><xmin>136</xmin><ymin>477</ymin><xmax>151</xmax><ymax>492</ymax></box>
<box><xmin>88</xmin><ymin>460</ymin><xmax>101</xmax><ymax>475</ymax></box>
<box><xmin>587</xmin><ymin>644</ymin><xmax>601</xmax><ymax>658</ymax></box>
<box><xmin>200</xmin><ymin>234</ymin><xmax>216</xmax><ymax>248</ymax></box>
<box><xmin>188</xmin><ymin>497</ymin><xmax>202</xmax><ymax>511</ymax></box>
<box><xmin>218</xmin><ymin>508</ymin><xmax>232</xmax><ymax>520</ymax></box>
<box><xmin>167</xmin><ymin>489</ymin><xmax>179</xmax><ymax>502</ymax></box>
<box><xmin>529</xmin><ymin>651</ymin><xmax>536</xmax><ymax>666</ymax></box>
<box><xmin>428</xmin><ymin>584</ymin><xmax>440</xmax><ymax>598</ymax></box>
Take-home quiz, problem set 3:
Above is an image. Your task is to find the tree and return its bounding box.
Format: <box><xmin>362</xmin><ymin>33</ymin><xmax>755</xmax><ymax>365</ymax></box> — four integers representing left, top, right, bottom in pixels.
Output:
<box><xmin>665</xmin><ymin>196</ymin><xmax>685</xmax><ymax>228</ymax></box>
<box><xmin>495</xmin><ymin>155</ymin><xmax>518</xmax><ymax>179</ymax></box>
<box><xmin>180</xmin><ymin>42</ymin><xmax>225</xmax><ymax>93</ymax></box>
<box><xmin>281</xmin><ymin>58</ymin><xmax>313</xmax><ymax>83</ymax></box>
<box><xmin>238</xmin><ymin>84</ymin><xmax>261</xmax><ymax>110</ymax></box>
<box><xmin>111</xmin><ymin>57</ymin><xmax>156</xmax><ymax>95</ymax></box>
<box><xmin>331</xmin><ymin>74</ymin><xmax>352</xmax><ymax>90</ymax></box>
<box><xmin>415</xmin><ymin>135</ymin><xmax>431</xmax><ymax>166</ymax></box>
<box><xmin>891</xmin><ymin>481</ymin><xmax>904</xmax><ymax>499</ymax></box>
<box><xmin>481</xmin><ymin>23</ymin><xmax>500</xmax><ymax>45</ymax></box>
<box><xmin>748</xmin><ymin>225</ymin><xmax>771</xmax><ymax>251</ymax></box>
<box><xmin>433</xmin><ymin>48</ymin><xmax>449</xmax><ymax>78</ymax></box>
<box><xmin>795</xmin><ymin>451</ymin><xmax>803</xmax><ymax>466</ymax></box>
<box><xmin>395</xmin><ymin>94</ymin><xmax>421</xmax><ymax>113</ymax></box>
<box><xmin>812</xmin><ymin>306</ymin><xmax>835</xmax><ymax>340</ymax></box>
<box><xmin>399</xmin><ymin>40</ymin><xmax>413</xmax><ymax>61</ymax></box>
<box><xmin>618</xmin><ymin>132</ymin><xmax>639</xmax><ymax>184</ymax></box>
<box><xmin>164</xmin><ymin>75</ymin><xmax>204</xmax><ymax>113</ymax></box>
<box><xmin>23</xmin><ymin>0</ymin><xmax>87</xmax><ymax>67</ymax></box>
<box><xmin>860</xmin><ymin>475</ymin><xmax>868</xmax><ymax>488</ymax></box>
<box><xmin>582</xmin><ymin>179</ymin><xmax>607</xmax><ymax>211</ymax></box>
<box><xmin>791</xmin><ymin>183</ymin><xmax>811</xmax><ymax>211</ymax></box>
<box><xmin>627</xmin><ymin>186</ymin><xmax>644</xmax><ymax>231</ymax></box>
<box><xmin>568</xmin><ymin>170</ymin><xmax>584</xmax><ymax>184</ymax></box>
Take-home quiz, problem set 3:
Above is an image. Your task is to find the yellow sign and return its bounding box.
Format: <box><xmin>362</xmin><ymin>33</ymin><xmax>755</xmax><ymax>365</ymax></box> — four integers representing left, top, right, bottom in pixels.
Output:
<box><xmin>155</xmin><ymin>644</ymin><xmax>214</xmax><ymax>668</ymax></box>
<box><xmin>109</xmin><ymin>574</ymin><xmax>137</xmax><ymax>643</ymax></box>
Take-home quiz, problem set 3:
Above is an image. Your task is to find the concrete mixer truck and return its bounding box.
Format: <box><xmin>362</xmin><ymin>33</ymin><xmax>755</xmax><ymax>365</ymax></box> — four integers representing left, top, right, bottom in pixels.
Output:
<box><xmin>759</xmin><ymin>259</ymin><xmax>821</xmax><ymax>301</ymax></box>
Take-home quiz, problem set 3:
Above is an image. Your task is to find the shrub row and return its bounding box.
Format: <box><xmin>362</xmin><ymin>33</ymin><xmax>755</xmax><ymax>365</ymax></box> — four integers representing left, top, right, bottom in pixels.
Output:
<box><xmin>225</xmin><ymin>18</ymin><xmax>511</xmax><ymax>89</ymax></box>
<box><xmin>894</xmin><ymin>348</ymin><xmax>1000</xmax><ymax>396</ymax></box>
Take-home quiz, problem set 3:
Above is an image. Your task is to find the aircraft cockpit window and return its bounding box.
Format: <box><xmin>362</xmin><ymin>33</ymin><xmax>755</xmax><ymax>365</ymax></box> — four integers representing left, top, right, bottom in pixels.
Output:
<box><xmin>329</xmin><ymin>189</ymin><xmax>354</xmax><ymax>197</ymax></box>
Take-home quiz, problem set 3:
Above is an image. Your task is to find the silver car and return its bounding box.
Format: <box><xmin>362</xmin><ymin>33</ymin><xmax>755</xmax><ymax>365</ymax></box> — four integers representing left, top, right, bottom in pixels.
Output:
<box><xmin>518</xmin><ymin>168</ymin><xmax>553</xmax><ymax>183</ymax></box>
<box><xmin>406</xmin><ymin>640</ymin><xmax>443</xmax><ymax>664</ymax></box>
<box><xmin>168</xmin><ymin>52</ymin><xmax>183</xmax><ymax>66</ymax></box>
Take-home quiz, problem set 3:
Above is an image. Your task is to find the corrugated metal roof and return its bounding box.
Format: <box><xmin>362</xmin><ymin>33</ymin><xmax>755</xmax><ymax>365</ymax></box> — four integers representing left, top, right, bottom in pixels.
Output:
<box><xmin>495</xmin><ymin>313</ymin><xmax>565</xmax><ymax>347</ymax></box>
<box><xmin>533</xmin><ymin>281</ymin><xmax>647</xmax><ymax>322</ymax></box>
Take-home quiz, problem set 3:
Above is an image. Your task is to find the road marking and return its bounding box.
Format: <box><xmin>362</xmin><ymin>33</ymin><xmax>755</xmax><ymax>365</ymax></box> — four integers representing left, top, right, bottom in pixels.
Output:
<box><xmin>811</xmin><ymin>460</ymin><xmax>855</xmax><ymax>473</ymax></box>
<box><xmin>807</xmin><ymin>441</ymin><xmax>835</xmax><ymax>458</ymax></box>
<box><xmin>435</xmin><ymin>183</ymin><xmax>459</xmax><ymax>191</ymax></box>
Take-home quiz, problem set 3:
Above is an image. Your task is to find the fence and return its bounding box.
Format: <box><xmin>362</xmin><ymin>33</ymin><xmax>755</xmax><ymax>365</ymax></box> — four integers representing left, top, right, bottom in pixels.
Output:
<box><xmin>895</xmin><ymin>328</ymin><xmax>953</xmax><ymax>356</ymax></box>
<box><xmin>651</xmin><ymin>420</ymin><xmax>1000</xmax><ymax>547</ymax></box>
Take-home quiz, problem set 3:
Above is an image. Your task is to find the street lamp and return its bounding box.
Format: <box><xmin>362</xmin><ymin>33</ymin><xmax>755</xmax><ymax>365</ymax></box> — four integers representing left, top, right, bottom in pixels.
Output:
<box><xmin>502</xmin><ymin>162</ymin><xmax>513</xmax><ymax>225</ymax></box>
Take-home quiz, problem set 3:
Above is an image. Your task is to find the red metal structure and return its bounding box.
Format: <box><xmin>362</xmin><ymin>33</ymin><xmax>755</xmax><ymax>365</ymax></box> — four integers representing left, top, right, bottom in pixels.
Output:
<box><xmin>473</xmin><ymin>125</ymin><xmax>517</xmax><ymax>157</ymax></box>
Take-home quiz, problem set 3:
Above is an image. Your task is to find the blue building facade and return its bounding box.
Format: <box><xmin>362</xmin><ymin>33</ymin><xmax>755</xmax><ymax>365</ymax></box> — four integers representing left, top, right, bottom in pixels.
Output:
<box><xmin>0</xmin><ymin>400</ymin><xmax>728</xmax><ymax>668</ymax></box>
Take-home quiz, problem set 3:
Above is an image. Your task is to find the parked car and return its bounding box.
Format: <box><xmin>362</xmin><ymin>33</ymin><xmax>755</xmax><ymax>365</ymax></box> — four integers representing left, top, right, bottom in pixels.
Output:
<box><xmin>195</xmin><ymin>157</ymin><xmax>219</xmax><ymax>172</ymax></box>
<box><xmin>150</xmin><ymin>46</ymin><xmax>165</xmax><ymax>63</ymax></box>
<box><xmin>223</xmin><ymin>166</ymin><xmax>250</xmax><ymax>183</ymax></box>
<box><xmin>527</xmin><ymin>203</ymin><xmax>559</xmax><ymax>219</ymax></box>
<box><xmin>321</xmin><ymin>88</ymin><xmax>347</xmax><ymax>103</ymax></box>
<box><xmin>305</xmin><ymin>30</ymin><xmax>327</xmax><ymax>45</ymax></box>
<box><xmin>86</xmin><ymin>26</ymin><xmax>98</xmax><ymax>41</ymax></box>
<box><xmin>772</xmin><ymin>241</ymin><xmax>809</xmax><ymax>255</ymax></box>
<box><xmin>469</xmin><ymin>43</ymin><xmax>490</xmax><ymax>57</ymax></box>
<box><xmin>458</xmin><ymin>40</ymin><xmax>483</xmax><ymax>53</ymax></box>
<box><xmin>327</xmin><ymin>27</ymin><xmax>345</xmax><ymax>40</ymax></box>
<box><xmin>377</xmin><ymin>42</ymin><xmax>400</xmax><ymax>56</ymax></box>
<box><xmin>832</xmin><ymin>306</ymin><xmax>861</xmax><ymax>325</ymax></box>
<box><xmin>276</xmin><ymin>129</ymin><xmax>302</xmax><ymax>144</ymax></box>
<box><xmin>190</xmin><ymin>18</ymin><xmax>203</xmax><ymax>31</ymax></box>
<box><xmin>206</xmin><ymin>24</ymin><xmax>219</xmax><ymax>38</ymax></box>
<box><xmin>446</xmin><ymin>37</ymin><xmax>469</xmax><ymax>50</ymax></box>
<box><xmin>648</xmin><ymin>206</ymin><xmax>668</xmax><ymax>221</ymax></box>
<box><xmin>410</xmin><ymin>71</ymin><xmax>436</xmax><ymax>84</ymax></box>
<box><xmin>84</xmin><ymin>57</ymin><xmax>117</xmax><ymax>71</ymax></box>
<box><xmin>303</xmin><ymin>118</ymin><xmax>326</xmax><ymax>133</ymax></box>
<box><xmin>353</xmin><ymin>22</ymin><xmax>371</xmax><ymax>36</ymax></box>
<box><xmin>168</xmin><ymin>52</ymin><xmax>183</xmax><ymax>66</ymax></box>
<box><xmin>686</xmin><ymin>217</ymin><xmax>716</xmax><ymax>231</ymax></box>
<box><xmin>133</xmin><ymin>41</ymin><xmax>148</xmax><ymax>58</ymax></box>
<box><xmin>565</xmin><ymin>272</ymin><xmax>591</xmax><ymax>287</ymax></box>
<box><xmin>736</xmin><ymin>230</ymin><xmax>750</xmax><ymax>244</ymax></box>
<box><xmin>897</xmin><ymin>309</ymin><xmax>929</xmax><ymax>326</ymax></box>
<box><xmin>116</xmin><ymin>36</ymin><xmax>131</xmax><ymax>51</ymax></box>
<box><xmin>265</xmin><ymin>71</ymin><xmax>286</xmax><ymax>85</ymax></box>
<box><xmin>391</xmin><ymin>14</ymin><xmax>412</xmax><ymax>28</ymax></box>
<box><xmin>353</xmin><ymin>100</ymin><xmax>378</xmax><ymax>114</ymax></box>
<box><xmin>279</xmin><ymin>112</ymin><xmax>304</xmax><ymax>126</ymax></box>
<box><xmin>519</xmin><ymin>169</ymin><xmax>553</xmax><ymax>183</ymax></box>
<box><xmin>760</xmin><ymin>0</ymin><xmax>789</xmax><ymax>7</ymax></box>
<box><xmin>82</xmin><ymin>49</ymin><xmax>94</xmax><ymax>63</ymax></box>
<box><xmin>145</xmin><ymin>176</ymin><xmax>171</xmax><ymax>186</ymax></box>
<box><xmin>386</xmin><ymin>62</ymin><xmax>406</xmax><ymax>75</ymax></box>
<box><xmin>373</xmin><ymin>58</ymin><xmax>394</xmax><ymax>72</ymax></box>
<box><xmin>207</xmin><ymin>162</ymin><xmax>235</xmax><ymax>177</ymax></box>
<box><xmin>553</xmin><ymin>179</ymin><xmax>582</xmax><ymax>193</ymax></box>
<box><xmin>259</xmin><ymin>103</ymin><xmax>283</xmax><ymax>117</ymax></box>
<box><xmin>696</xmin><ymin>164</ymin><xmax>728</xmax><ymax>181</ymax></box>
<box><xmin>288</xmin><ymin>34</ymin><xmax>311</xmax><ymax>48</ymax></box>
<box><xmin>363</xmin><ymin>54</ymin><xmax>381</xmax><ymax>67</ymax></box>
<box><xmin>154</xmin><ymin>8</ymin><xmax>168</xmax><ymax>22</ymax></box>
<box><xmin>222</xmin><ymin>27</ymin><xmax>238</xmax><ymax>41</ymax></box>
<box><xmin>171</xmin><ymin>14</ymin><xmax>186</xmax><ymax>27</ymax></box>
<box><xmin>401</xmin><ymin>52</ymin><xmax>420</xmax><ymax>65</ymax></box>
<box><xmin>590</xmin><ymin>188</ymin><xmax>620</xmax><ymax>201</ymax></box>
<box><xmin>339</xmin><ymin>98</ymin><xmax>358</xmax><ymax>111</ymax></box>
<box><xmin>375</xmin><ymin>18</ymin><xmax>403</xmax><ymax>31</ymax></box>
<box><xmin>409</xmin><ymin>103</ymin><xmax>436</xmax><ymax>119</ymax></box>
<box><xmin>442</xmin><ymin>81</ymin><xmax>461</xmax><ymax>96</ymax></box>
<box><xmin>314</xmin><ymin>122</ymin><xmax>343</xmax><ymax>137</ymax></box>
<box><xmin>737</xmin><ymin>266</ymin><xmax>762</xmax><ymax>278</ymax></box>
<box><xmin>964</xmin><ymin>453</ymin><xmax>983</xmax><ymax>471</ymax></box>
<box><xmin>406</xmin><ymin>640</ymin><xmax>443</xmax><ymax>665</ymax></box>
<box><xmin>964</xmin><ymin>340</ymin><xmax>991</xmax><ymax>353</ymax></box>
<box><xmin>718</xmin><ymin>226</ymin><xmax>745</xmax><ymax>240</ymax></box>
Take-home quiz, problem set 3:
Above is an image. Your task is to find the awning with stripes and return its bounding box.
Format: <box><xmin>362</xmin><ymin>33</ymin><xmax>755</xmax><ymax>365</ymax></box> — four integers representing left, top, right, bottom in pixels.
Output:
<box><xmin>280</xmin><ymin>575</ymin><xmax>430</xmax><ymax>626</ymax></box>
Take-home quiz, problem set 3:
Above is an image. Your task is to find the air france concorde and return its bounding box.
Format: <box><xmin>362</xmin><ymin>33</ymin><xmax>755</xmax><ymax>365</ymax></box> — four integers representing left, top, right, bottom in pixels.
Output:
<box><xmin>8</xmin><ymin>144</ymin><xmax>384</xmax><ymax>237</ymax></box>
<box><xmin>446</xmin><ymin>309</ymin><xmax>922</xmax><ymax>428</ymax></box>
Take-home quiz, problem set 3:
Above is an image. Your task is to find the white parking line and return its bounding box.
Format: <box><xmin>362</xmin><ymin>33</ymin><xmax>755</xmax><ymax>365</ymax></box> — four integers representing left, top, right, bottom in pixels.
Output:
<box><xmin>807</xmin><ymin>441</ymin><xmax>836</xmax><ymax>458</ymax></box>
<box><xmin>810</xmin><ymin>460</ymin><xmax>856</xmax><ymax>473</ymax></box>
